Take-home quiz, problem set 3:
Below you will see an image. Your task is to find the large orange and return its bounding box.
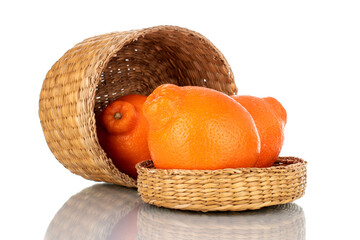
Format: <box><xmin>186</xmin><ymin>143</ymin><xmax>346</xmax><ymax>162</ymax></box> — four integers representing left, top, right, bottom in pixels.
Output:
<box><xmin>231</xmin><ymin>95</ymin><xmax>287</xmax><ymax>167</ymax></box>
<box><xmin>143</xmin><ymin>84</ymin><xmax>260</xmax><ymax>170</ymax></box>
<box><xmin>96</xmin><ymin>94</ymin><xmax>150</xmax><ymax>178</ymax></box>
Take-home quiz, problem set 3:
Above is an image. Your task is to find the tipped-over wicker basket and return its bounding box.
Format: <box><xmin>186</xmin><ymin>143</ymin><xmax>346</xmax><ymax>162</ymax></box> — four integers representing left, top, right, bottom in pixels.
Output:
<box><xmin>39</xmin><ymin>25</ymin><xmax>236</xmax><ymax>188</ymax></box>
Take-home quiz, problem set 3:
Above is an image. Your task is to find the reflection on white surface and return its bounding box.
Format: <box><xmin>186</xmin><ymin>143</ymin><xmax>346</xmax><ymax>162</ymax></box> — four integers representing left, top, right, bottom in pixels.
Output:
<box><xmin>138</xmin><ymin>203</ymin><xmax>305</xmax><ymax>240</ymax></box>
<box><xmin>45</xmin><ymin>184</ymin><xmax>305</xmax><ymax>240</ymax></box>
<box><xmin>45</xmin><ymin>184</ymin><xmax>140</xmax><ymax>240</ymax></box>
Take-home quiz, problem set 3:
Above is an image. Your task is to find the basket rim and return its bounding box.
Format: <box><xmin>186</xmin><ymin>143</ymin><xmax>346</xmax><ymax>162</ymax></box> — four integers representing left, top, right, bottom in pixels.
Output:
<box><xmin>136</xmin><ymin>156</ymin><xmax>307</xmax><ymax>176</ymax></box>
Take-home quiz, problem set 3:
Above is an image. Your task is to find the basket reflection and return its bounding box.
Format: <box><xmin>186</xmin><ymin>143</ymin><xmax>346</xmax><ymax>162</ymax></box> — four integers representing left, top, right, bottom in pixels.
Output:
<box><xmin>45</xmin><ymin>184</ymin><xmax>305</xmax><ymax>240</ymax></box>
<box><xmin>45</xmin><ymin>184</ymin><xmax>140</xmax><ymax>240</ymax></box>
<box><xmin>137</xmin><ymin>203</ymin><xmax>305</xmax><ymax>240</ymax></box>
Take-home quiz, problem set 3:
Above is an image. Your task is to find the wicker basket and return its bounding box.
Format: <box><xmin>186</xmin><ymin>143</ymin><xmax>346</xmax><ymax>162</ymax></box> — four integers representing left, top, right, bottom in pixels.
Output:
<box><xmin>137</xmin><ymin>203</ymin><xmax>305</xmax><ymax>240</ymax></box>
<box><xmin>39</xmin><ymin>25</ymin><xmax>236</xmax><ymax>188</ymax></box>
<box><xmin>136</xmin><ymin>157</ymin><xmax>307</xmax><ymax>212</ymax></box>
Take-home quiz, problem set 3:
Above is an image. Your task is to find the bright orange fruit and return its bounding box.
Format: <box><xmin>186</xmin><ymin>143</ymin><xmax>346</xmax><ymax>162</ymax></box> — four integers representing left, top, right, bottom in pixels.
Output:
<box><xmin>96</xmin><ymin>94</ymin><xmax>150</xmax><ymax>178</ymax></box>
<box><xmin>231</xmin><ymin>95</ymin><xmax>287</xmax><ymax>167</ymax></box>
<box><xmin>143</xmin><ymin>84</ymin><xmax>260</xmax><ymax>170</ymax></box>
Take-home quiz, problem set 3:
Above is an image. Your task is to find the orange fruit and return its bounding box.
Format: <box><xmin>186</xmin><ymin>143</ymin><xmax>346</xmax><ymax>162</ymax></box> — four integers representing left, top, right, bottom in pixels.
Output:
<box><xmin>96</xmin><ymin>94</ymin><xmax>150</xmax><ymax>178</ymax></box>
<box><xmin>143</xmin><ymin>84</ymin><xmax>260</xmax><ymax>170</ymax></box>
<box><xmin>231</xmin><ymin>95</ymin><xmax>287</xmax><ymax>167</ymax></box>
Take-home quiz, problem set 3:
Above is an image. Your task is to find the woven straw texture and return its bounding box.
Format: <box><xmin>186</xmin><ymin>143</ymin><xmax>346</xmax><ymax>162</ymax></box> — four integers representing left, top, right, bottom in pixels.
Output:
<box><xmin>39</xmin><ymin>25</ymin><xmax>236</xmax><ymax>187</ymax></box>
<box><xmin>45</xmin><ymin>184</ymin><xmax>140</xmax><ymax>240</ymax></box>
<box><xmin>136</xmin><ymin>157</ymin><xmax>307</xmax><ymax>212</ymax></box>
<box><xmin>137</xmin><ymin>203</ymin><xmax>305</xmax><ymax>240</ymax></box>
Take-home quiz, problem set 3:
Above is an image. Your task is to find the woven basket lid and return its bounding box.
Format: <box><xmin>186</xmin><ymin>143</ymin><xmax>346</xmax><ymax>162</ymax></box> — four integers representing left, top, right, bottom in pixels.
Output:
<box><xmin>136</xmin><ymin>157</ymin><xmax>307</xmax><ymax>212</ymax></box>
<box><xmin>39</xmin><ymin>25</ymin><xmax>237</xmax><ymax>187</ymax></box>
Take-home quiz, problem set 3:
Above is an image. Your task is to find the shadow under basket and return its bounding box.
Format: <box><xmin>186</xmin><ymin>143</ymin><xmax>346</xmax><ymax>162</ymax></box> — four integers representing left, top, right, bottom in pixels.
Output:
<box><xmin>136</xmin><ymin>157</ymin><xmax>307</xmax><ymax>212</ymax></box>
<box><xmin>39</xmin><ymin>25</ymin><xmax>237</xmax><ymax>188</ymax></box>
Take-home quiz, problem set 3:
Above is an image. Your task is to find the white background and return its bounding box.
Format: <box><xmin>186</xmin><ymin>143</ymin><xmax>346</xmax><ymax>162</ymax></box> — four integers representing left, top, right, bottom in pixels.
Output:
<box><xmin>1</xmin><ymin>0</ymin><xmax>360</xmax><ymax>239</ymax></box>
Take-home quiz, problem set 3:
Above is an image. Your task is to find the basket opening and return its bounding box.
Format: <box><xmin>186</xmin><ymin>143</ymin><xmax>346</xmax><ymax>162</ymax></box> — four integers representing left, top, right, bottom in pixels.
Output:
<box><xmin>94</xmin><ymin>28</ymin><xmax>235</xmax><ymax>113</ymax></box>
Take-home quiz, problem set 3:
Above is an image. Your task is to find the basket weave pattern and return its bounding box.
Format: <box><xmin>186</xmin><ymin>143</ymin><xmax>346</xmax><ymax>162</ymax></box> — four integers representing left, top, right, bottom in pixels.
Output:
<box><xmin>39</xmin><ymin>26</ymin><xmax>236</xmax><ymax>187</ymax></box>
<box><xmin>136</xmin><ymin>157</ymin><xmax>307</xmax><ymax>212</ymax></box>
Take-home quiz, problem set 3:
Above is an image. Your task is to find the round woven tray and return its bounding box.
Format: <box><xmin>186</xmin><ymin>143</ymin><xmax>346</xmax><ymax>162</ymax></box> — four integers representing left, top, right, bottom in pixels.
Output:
<box><xmin>137</xmin><ymin>203</ymin><xmax>305</xmax><ymax>240</ymax></box>
<box><xmin>136</xmin><ymin>157</ymin><xmax>307</xmax><ymax>212</ymax></box>
<box><xmin>39</xmin><ymin>25</ymin><xmax>236</xmax><ymax>187</ymax></box>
